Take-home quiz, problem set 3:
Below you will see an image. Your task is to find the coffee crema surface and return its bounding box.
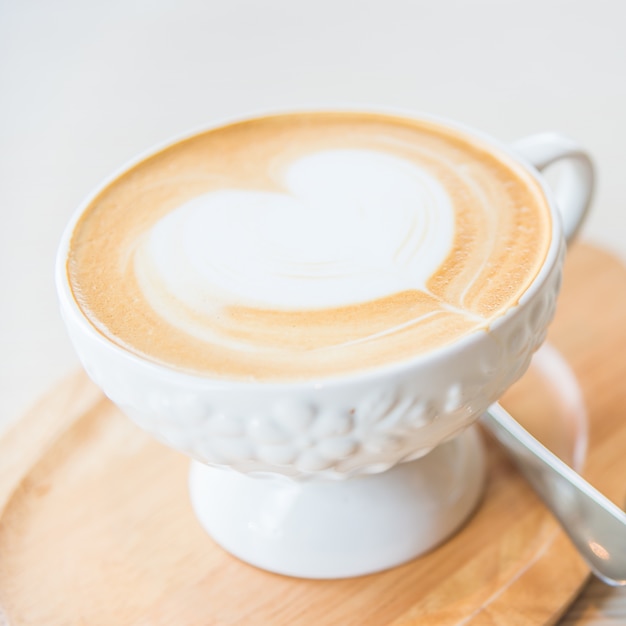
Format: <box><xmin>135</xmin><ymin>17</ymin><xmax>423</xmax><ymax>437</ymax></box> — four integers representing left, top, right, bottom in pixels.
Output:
<box><xmin>67</xmin><ymin>112</ymin><xmax>552</xmax><ymax>380</ymax></box>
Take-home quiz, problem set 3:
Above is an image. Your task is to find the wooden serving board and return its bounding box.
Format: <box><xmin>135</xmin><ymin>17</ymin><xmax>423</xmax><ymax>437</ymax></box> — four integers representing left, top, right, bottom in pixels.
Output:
<box><xmin>2</xmin><ymin>243</ymin><xmax>626</xmax><ymax>626</ymax></box>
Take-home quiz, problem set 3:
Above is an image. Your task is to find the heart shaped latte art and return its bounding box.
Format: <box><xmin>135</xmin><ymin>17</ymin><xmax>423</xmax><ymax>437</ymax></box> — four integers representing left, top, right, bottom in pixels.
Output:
<box><xmin>136</xmin><ymin>149</ymin><xmax>455</xmax><ymax>315</ymax></box>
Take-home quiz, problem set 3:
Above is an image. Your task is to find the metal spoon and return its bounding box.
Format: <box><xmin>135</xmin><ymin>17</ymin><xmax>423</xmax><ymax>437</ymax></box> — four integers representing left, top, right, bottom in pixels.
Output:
<box><xmin>482</xmin><ymin>402</ymin><xmax>626</xmax><ymax>586</ymax></box>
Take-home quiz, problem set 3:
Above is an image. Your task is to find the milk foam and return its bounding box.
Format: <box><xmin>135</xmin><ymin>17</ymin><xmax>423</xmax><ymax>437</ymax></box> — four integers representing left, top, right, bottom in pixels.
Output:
<box><xmin>138</xmin><ymin>150</ymin><xmax>454</xmax><ymax>325</ymax></box>
<box><xmin>67</xmin><ymin>112</ymin><xmax>552</xmax><ymax>380</ymax></box>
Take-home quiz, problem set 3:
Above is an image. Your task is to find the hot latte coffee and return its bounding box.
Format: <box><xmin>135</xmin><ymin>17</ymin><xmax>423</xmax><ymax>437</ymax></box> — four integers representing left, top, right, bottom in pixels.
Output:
<box><xmin>66</xmin><ymin>112</ymin><xmax>552</xmax><ymax>380</ymax></box>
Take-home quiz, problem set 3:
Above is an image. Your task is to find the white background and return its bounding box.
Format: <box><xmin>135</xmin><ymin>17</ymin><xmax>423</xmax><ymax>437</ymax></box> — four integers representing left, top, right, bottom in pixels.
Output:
<box><xmin>4</xmin><ymin>0</ymin><xmax>626</xmax><ymax>428</ymax></box>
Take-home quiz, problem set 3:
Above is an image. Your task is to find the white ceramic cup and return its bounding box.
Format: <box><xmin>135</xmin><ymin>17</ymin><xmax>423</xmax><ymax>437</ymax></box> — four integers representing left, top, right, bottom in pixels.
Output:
<box><xmin>56</xmin><ymin>111</ymin><xmax>594</xmax><ymax>579</ymax></box>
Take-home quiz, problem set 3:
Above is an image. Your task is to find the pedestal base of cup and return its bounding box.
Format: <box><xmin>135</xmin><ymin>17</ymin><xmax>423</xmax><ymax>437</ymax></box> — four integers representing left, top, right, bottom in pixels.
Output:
<box><xmin>188</xmin><ymin>425</ymin><xmax>485</xmax><ymax>579</ymax></box>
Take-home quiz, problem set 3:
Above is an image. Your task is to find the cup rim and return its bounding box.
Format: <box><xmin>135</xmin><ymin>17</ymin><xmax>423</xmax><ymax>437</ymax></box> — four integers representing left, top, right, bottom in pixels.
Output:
<box><xmin>56</xmin><ymin>106</ymin><xmax>564</xmax><ymax>391</ymax></box>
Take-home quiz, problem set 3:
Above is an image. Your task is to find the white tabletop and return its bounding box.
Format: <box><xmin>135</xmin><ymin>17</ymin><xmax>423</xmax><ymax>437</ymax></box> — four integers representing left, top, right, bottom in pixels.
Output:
<box><xmin>2</xmin><ymin>1</ymin><xmax>626</xmax><ymax>622</ymax></box>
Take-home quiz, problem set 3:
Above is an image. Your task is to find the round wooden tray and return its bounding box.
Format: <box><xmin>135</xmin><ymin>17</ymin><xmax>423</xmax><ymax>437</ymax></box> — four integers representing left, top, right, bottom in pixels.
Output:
<box><xmin>2</xmin><ymin>243</ymin><xmax>626</xmax><ymax>625</ymax></box>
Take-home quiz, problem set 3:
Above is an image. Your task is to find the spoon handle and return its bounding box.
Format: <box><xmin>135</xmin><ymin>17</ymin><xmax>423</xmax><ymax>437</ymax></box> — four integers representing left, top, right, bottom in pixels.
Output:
<box><xmin>482</xmin><ymin>403</ymin><xmax>626</xmax><ymax>586</ymax></box>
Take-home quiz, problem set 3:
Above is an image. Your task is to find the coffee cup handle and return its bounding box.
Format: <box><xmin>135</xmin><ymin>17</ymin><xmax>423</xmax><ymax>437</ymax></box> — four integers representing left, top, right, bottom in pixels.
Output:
<box><xmin>511</xmin><ymin>133</ymin><xmax>595</xmax><ymax>244</ymax></box>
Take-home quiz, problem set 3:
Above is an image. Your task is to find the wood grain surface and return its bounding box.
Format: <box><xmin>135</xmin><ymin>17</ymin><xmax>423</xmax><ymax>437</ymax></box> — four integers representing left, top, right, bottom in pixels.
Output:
<box><xmin>1</xmin><ymin>242</ymin><xmax>626</xmax><ymax>625</ymax></box>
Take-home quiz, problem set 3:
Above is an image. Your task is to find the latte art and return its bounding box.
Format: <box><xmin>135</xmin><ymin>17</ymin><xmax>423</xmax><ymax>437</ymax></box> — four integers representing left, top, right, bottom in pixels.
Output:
<box><xmin>67</xmin><ymin>112</ymin><xmax>552</xmax><ymax>380</ymax></box>
<box><xmin>139</xmin><ymin>149</ymin><xmax>454</xmax><ymax>310</ymax></box>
